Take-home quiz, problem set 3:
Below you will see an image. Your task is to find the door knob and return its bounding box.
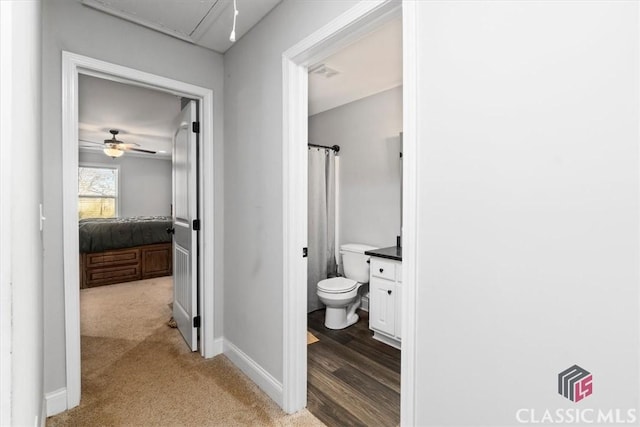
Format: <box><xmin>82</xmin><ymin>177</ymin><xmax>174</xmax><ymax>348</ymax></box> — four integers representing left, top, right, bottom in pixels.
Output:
<box><xmin>387</xmin><ymin>289</ymin><xmax>392</xmax><ymax>295</ymax></box>
<box><xmin>379</xmin><ymin>268</ymin><xmax>384</xmax><ymax>273</ymax></box>
<box><xmin>166</xmin><ymin>227</ymin><xmax>175</xmax><ymax>235</ymax></box>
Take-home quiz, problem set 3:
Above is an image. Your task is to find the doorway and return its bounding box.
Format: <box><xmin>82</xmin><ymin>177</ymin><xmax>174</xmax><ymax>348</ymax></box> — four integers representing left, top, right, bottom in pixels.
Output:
<box><xmin>281</xmin><ymin>0</ymin><xmax>419</xmax><ymax>424</ymax></box>
<box><xmin>61</xmin><ymin>52</ymin><xmax>218</xmax><ymax>410</ymax></box>
<box><xmin>305</xmin><ymin>14</ymin><xmax>403</xmax><ymax>424</ymax></box>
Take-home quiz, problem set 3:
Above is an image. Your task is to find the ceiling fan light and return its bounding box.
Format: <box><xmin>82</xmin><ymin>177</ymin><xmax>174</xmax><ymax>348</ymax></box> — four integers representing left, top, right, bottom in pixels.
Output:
<box><xmin>103</xmin><ymin>147</ymin><xmax>124</xmax><ymax>158</ymax></box>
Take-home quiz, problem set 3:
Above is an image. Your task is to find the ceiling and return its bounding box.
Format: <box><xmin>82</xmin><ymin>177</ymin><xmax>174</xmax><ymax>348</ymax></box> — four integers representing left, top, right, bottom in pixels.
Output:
<box><xmin>77</xmin><ymin>7</ymin><xmax>401</xmax><ymax>156</ymax></box>
<box><xmin>78</xmin><ymin>75</ymin><xmax>181</xmax><ymax>159</ymax></box>
<box><xmin>308</xmin><ymin>17</ymin><xmax>402</xmax><ymax>116</ymax></box>
<box><xmin>81</xmin><ymin>0</ymin><xmax>282</xmax><ymax>53</ymax></box>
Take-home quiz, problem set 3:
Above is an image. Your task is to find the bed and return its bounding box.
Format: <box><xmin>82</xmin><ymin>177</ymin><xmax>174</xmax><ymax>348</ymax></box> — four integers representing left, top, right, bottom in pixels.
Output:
<box><xmin>79</xmin><ymin>216</ymin><xmax>173</xmax><ymax>288</ymax></box>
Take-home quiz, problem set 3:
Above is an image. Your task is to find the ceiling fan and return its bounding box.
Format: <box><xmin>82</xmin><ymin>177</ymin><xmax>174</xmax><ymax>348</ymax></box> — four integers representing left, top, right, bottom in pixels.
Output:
<box><xmin>81</xmin><ymin>129</ymin><xmax>157</xmax><ymax>158</ymax></box>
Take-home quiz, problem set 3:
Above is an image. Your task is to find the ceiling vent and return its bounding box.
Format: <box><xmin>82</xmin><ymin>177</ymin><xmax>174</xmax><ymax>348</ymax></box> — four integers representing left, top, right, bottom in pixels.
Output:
<box><xmin>309</xmin><ymin>64</ymin><xmax>340</xmax><ymax>79</ymax></box>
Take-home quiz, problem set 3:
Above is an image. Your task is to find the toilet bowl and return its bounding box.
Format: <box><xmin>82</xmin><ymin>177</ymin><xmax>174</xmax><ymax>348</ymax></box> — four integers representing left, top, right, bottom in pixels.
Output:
<box><xmin>317</xmin><ymin>277</ymin><xmax>363</xmax><ymax>329</ymax></box>
<box><xmin>317</xmin><ymin>243</ymin><xmax>377</xmax><ymax>330</ymax></box>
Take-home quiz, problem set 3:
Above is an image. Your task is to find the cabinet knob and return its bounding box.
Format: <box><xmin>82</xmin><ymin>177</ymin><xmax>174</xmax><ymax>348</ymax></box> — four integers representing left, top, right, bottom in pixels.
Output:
<box><xmin>379</xmin><ymin>268</ymin><xmax>384</xmax><ymax>273</ymax></box>
<box><xmin>387</xmin><ymin>289</ymin><xmax>392</xmax><ymax>295</ymax></box>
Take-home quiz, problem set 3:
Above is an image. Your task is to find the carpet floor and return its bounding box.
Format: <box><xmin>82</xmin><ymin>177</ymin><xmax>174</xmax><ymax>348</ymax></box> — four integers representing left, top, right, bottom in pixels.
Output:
<box><xmin>47</xmin><ymin>277</ymin><xmax>324</xmax><ymax>426</ymax></box>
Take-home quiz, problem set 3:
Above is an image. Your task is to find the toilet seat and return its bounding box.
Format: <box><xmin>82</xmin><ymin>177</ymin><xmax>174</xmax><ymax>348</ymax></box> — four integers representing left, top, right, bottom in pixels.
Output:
<box><xmin>317</xmin><ymin>277</ymin><xmax>357</xmax><ymax>294</ymax></box>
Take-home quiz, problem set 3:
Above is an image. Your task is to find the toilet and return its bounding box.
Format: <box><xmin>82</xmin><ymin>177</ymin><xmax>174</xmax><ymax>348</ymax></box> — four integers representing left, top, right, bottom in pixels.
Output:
<box><xmin>317</xmin><ymin>243</ymin><xmax>377</xmax><ymax>330</ymax></box>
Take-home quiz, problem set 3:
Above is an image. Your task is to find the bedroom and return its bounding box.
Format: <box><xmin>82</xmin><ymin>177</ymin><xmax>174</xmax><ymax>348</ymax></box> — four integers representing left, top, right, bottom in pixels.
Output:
<box><xmin>77</xmin><ymin>75</ymin><xmax>177</xmax><ymax>289</ymax></box>
<box><xmin>76</xmin><ymin>74</ymin><xmax>187</xmax><ymax>346</ymax></box>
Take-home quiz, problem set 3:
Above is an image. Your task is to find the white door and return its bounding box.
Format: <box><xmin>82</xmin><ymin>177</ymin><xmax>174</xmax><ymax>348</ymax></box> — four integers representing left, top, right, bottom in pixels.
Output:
<box><xmin>172</xmin><ymin>100</ymin><xmax>199</xmax><ymax>351</ymax></box>
<box><xmin>369</xmin><ymin>277</ymin><xmax>396</xmax><ymax>336</ymax></box>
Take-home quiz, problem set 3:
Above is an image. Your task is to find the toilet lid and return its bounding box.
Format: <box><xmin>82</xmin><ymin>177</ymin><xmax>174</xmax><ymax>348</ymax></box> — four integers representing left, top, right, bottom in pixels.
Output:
<box><xmin>317</xmin><ymin>277</ymin><xmax>358</xmax><ymax>293</ymax></box>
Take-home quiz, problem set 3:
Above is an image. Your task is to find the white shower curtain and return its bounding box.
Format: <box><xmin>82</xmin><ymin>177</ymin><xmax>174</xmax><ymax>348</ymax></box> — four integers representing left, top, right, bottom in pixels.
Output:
<box><xmin>308</xmin><ymin>147</ymin><xmax>337</xmax><ymax>312</ymax></box>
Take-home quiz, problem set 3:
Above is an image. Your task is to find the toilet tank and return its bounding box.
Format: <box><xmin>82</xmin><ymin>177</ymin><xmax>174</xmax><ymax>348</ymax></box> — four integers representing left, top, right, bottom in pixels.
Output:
<box><xmin>340</xmin><ymin>243</ymin><xmax>378</xmax><ymax>283</ymax></box>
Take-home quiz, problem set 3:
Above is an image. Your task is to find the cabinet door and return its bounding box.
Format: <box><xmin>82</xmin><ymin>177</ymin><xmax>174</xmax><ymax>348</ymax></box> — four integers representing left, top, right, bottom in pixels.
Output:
<box><xmin>395</xmin><ymin>283</ymin><xmax>402</xmax><ymax>339</ymax></box>
<box><xmin>369</xmin><ymin>277</ymin><xmax>395</xmax><ymax>336</ymax></box>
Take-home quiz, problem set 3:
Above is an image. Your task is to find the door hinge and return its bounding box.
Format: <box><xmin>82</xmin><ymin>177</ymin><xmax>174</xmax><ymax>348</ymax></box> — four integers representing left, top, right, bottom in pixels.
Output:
<box><xmin>302</xmin><ymin>247</ymin><xmax>308</xmax><ymax>258</ymax></box>
<box><xmin>192</xmin><ymin>121</ymin><xmax>200</xmax><ymax>133</ymax></box>
<box><xmin>193</xmin><ymin>219</ymin><xmax>201</xmax><ymax>230</ymax></box>
<box><xmin>193</xmin><ymin>316</ymin><xmax>201</xmax><ymax>328</ymax></box>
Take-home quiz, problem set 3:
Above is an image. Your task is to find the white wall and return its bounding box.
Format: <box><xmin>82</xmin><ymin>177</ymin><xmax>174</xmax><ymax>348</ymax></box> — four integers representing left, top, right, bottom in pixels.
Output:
<box><xmin>42</xmin><ymin>0</ymin><xmax>225</xmax><ymax>397</ymax></box>
<box><xmin>309</xmin><ymin>86</ymin><xmax>402</xmax><ymax>251</ymax></box>
<box><xmin>0</xmin><ymin>1</ymin><xmax>44</xmax><ymax>425</ymax></box>
<box><xmin>412</xmin><ymin>2</ymin><xmax>639</xmax><ymax>425</ymax></box>
<box><xmin>79</xmin><ymin>151</ymin><xmax>172</xmax><ymax>217</ymax></box>
<box><xmin>224</xmin><ymin>0</ymin><xmax>359</xmax><ymax>383</ymax></box>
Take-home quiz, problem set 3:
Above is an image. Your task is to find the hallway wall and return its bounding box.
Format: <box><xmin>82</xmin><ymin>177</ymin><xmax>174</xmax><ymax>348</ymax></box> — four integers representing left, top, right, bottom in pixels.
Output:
<box><xmin>223</xmin><ymin>0</ymin><xmax>359</xmax><ymax>385</ymax></box>
<box><xmin>411</xmin><ymin>1</ymin><xmax>639</xmax><ymax>424</ymax></box>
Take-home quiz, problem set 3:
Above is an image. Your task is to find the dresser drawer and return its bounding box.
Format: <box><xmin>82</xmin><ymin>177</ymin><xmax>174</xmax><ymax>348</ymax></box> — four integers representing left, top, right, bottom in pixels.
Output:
<box><xmin>371</xmin><ymin>258</ymin><xmax>395</xmax><ymax>281</ymax></box>
<box><xmin>84</xmin><ymin>264</ymin><xmax>141</xmax><ymax>288</ymax></box>
<box><xmin>85</xmin><ymin>247</ymin><xmax>140</xmax><ymax>268</ymax></box>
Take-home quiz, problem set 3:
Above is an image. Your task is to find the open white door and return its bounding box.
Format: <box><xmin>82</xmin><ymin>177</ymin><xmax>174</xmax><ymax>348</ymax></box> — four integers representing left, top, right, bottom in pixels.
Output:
<box><xmin>172</xmin><ymin>100</ymin><xmax>199</xmax><ymax>351</ymax></box>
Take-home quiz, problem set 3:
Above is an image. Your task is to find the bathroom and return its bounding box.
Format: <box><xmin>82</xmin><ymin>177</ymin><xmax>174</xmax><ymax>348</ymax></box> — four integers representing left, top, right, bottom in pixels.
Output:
<box><xmin>305</xmin><ymin>16</ymin><xmax>403</xmax><ymax>426</ymax></box>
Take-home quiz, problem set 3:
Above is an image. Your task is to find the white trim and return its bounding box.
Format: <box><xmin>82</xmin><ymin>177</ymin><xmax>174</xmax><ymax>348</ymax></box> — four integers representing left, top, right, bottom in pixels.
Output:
<box><xmin>62</xmin><ymin>51</ymin><xmax>219</xmax><ymax>411</ymax></box>
<box><xmin>399</xmin><ymin>2</ymin><xmax>417</xmax><ymax>424</ymax></box>
<box><xmin>223</xmin><ymin>339</ymin><xmax>283</xmax><ymax>407</ymax></box>
<box><xmin>45</xmin><ymin>388</ymin><xmax>67</xmax><ymax>417</ymax></box>
<box><xmin>281</xmin><ymin>53</ymin><xmax>309</xmax><ymax>415</ymax></box>
<box><xmin>40</xmin><ymin>398</ymin><xmax>46</xmax><ymax>427</ymax></box>
<box><xmin>360</xmin><ymin>294</ymin><xmax>369</xmax><ymax>312</ymax></box>
<box><xmin>281</xmin><ymin>0</ymin><xmax>404</xmax><ymax>415</ymax></box>
<box><xmin>372</xmin><ymin>331</ymin><xmax>401</xmax><ymax>350</ymax></box>
<box><xmin>211</xmin><ymin>337</ymin><xmax>224</xmax><ymax>355</ymax></box>
<box><xmin>0</xmin><ymin>2</ymin><xmax>13</xmax><ymax>424</ymax></box>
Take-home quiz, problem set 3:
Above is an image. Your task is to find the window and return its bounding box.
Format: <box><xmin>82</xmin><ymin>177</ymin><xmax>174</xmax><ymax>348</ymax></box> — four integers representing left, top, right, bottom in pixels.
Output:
<box><xmin>78</xmin><ymin>166</ymin><xmax>119</xmax><ymax>219</ymax></box>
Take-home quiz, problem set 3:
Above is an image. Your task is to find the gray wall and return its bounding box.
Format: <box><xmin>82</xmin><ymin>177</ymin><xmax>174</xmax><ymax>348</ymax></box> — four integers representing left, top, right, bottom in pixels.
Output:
<box><xmin>224</xmin><ymin>0</ymin><xmax>359</xmax><ymax>382</ymax></box>
<box><xmin>309</xmin><ymin>86</ymin><xmax>402</xmax><ymax>251</ymax></box>
<box><xmin>79</xmin><ymin>151</ymin><xmax>172</xmax><ymax>217</ymax></box>
<box><xmin>413</xmin><ymin>2</ymin><xmax>639</xmax><ymax>424</ymax></box>
<box><xmin>42</xmin><ymin>0</ymin><xmax>225</xmax><ymax>395</ymax></box>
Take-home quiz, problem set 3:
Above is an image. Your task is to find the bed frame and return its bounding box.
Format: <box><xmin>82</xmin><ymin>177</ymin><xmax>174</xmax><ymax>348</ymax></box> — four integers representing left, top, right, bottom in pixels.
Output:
<box><xmin>79</xmin><ymin>243</ymin><xmax>172</xmax><ymax>289</ymax></box>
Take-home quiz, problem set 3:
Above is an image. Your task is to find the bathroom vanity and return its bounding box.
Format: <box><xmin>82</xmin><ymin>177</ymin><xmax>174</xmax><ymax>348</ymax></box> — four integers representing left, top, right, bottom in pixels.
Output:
<box><xmin>364</xmin><ymin>246</ymin><xmax>402</xmax><ymax>349</ymax></box>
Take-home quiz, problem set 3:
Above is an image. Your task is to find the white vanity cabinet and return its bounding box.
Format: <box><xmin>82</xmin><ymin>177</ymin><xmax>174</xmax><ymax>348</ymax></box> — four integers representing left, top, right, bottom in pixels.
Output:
<box><xmin>369</xmin><ymin>256</ymin><xmax>402</xmax><ymax>349</ymax></box>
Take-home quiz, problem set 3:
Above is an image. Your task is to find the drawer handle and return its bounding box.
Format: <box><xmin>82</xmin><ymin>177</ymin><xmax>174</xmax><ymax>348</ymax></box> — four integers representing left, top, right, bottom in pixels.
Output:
<box><xmin>379</xmin><ymin>268</ymin><xmax>384</xmax><ymax>273</ymax></box>
<box><xmin>387</xmin><ymin>289</ymin><xmax>392</xmax><ymax>295</ymax></box>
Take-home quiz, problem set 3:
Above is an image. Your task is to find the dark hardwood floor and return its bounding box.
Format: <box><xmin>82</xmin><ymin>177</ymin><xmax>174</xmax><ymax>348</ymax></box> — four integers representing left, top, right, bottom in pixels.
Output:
<box><xmin>307</xmin><ymin>309</ymin><xmax>400</xmax><ymax>427</ymax></box>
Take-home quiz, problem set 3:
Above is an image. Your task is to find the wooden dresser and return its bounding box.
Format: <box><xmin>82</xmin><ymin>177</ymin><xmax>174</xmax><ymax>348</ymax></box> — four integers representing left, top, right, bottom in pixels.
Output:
<box><xmin>80</xmin><ymin>243</ymin><xmax>172</xmax><ymax>288</ymax></box>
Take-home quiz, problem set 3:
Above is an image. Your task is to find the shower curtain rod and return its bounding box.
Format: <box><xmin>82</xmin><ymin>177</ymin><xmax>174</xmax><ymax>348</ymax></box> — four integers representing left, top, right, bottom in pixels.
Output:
<box><xmin>308</xmin><ymin>143</ymin><xmax>340</xmax><ymax>153</ymax></box>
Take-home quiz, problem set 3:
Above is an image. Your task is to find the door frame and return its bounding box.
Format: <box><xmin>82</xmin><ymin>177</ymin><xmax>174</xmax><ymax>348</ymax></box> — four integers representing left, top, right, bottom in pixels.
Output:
<box><xmin>61</xmin><ymin>51</ymin><xmax>217</xmax><ymax>409</ymax></box>
<box><xmin>281</xmin><ymin>0</ymin><xmax>418</xmax><ymax>423</ymax></box>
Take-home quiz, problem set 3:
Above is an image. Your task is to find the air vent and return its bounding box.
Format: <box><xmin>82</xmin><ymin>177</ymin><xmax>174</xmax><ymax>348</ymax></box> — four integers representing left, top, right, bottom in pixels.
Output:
<box><xmin>309</xmin><ymin>63</ymin><xmax>340</xmax><ymax>79</ymax></box>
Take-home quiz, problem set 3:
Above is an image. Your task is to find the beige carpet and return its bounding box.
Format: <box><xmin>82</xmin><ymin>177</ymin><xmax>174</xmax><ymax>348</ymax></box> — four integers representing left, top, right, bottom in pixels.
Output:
<box><xmin>47</xmin><ymin>277</ymin><xmax>324</xmax><ymax>426</ymax></box>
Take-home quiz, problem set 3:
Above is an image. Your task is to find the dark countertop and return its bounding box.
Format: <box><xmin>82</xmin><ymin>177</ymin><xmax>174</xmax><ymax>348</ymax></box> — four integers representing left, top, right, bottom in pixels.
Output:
<box><xmin>365</xmin><ymin>246</ymin><xmax>402</xmax><ymax>261</ymax></box>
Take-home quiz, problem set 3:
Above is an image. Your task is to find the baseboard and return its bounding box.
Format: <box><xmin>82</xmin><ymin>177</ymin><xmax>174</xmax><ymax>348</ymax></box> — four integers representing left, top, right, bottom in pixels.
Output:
<box><xmin>361</xmin><ymin>295</ymin><xmax>369</xmax><ymax>312</ymax></box>
<box><xmin>40</xmin><ymin>395</ymin><xmax>46</xmax><ymax>426</ymax></box>
<box><xmin>372</xmin><ymin>331</ymin><xmax>401</xmax><ymax>350</ymax></box>
<box><xmin>223</xmin><ymin>339</ymin><xmax>283</xmax><ymax>407</ymax></box>
<box><xmin>210</xmin><ymin>337</ymin><xmax>224</xmax><ymax>355</ymax></box>
<box><xmin>45</xmin><ymin>387</ymin><xmax>67</xmax><ymax>417</ymax></box>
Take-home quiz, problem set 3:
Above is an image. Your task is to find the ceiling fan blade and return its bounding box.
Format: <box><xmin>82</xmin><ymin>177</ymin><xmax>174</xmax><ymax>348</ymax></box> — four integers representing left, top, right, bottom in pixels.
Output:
<box><xmin>119</xmin><ymin>142</ymin><xmax>141</xmax><ymax>148</ymax></box>
<box><xmin>128</xmin><ymin>147</ymin><xmax>157</xmax><ymax>154</ymax></box>
<box><xmin>78</xmin><ymin>139</ymin><xmax>105</xmax><ymax>146</ymax></box>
